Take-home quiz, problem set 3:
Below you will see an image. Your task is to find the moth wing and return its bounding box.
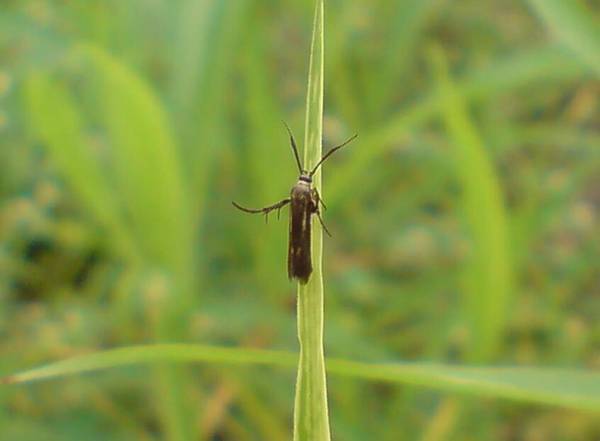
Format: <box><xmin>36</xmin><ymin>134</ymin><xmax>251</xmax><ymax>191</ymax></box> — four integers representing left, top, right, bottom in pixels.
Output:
<box><xmin>288</xmin><ymin>186</ymin><xmax>313</xmax><ymax>284</ymax></box>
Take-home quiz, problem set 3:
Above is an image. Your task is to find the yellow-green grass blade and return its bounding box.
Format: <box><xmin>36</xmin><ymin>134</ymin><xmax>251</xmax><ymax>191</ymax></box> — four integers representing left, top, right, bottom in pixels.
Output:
<box><xmin>527</xmin><ymin>0</ymin><xmax>600</xmax><ymax>76</ymax></box>
<box><xmin>295</xmin><ymin>1</ymin><xmax>331</xmax><ymax>440</ymax></box>
<box><xmin>432</xmin><ymin>48</ymin><xmax>513</xmax><ymax>362</ymax></box>
<box><xmin>2</xmin><ymin>344</ymin><xmax>600</xmax><ymax>413</ymax></box>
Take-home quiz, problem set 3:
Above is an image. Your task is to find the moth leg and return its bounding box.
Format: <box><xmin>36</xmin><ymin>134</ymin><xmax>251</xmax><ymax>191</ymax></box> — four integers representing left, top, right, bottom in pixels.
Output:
<box><xmin>315</xmin><ymin>209</ymin><xmax>332</xmax><ymax>238</ymax></box>
<box><xmin>318</xmin><ymin>195</ymin><xmax>327</xmax><ymax>211</ymax></box>
<box><xmin>312</xmin><ymin>188</ymin><xmax>327</xmax><ymax>211</ymax></box>
<box><xmin>232</xmin><ymin>198</ymin><xmax>291</xmax><ymax>223</ymax></box>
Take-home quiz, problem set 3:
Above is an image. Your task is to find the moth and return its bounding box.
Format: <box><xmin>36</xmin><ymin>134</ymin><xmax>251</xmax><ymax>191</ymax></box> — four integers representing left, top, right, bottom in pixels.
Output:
<box><xmin>233</xmin><ymin>123</ymin><xmax>357</xmax><ymax>284</ymax></box>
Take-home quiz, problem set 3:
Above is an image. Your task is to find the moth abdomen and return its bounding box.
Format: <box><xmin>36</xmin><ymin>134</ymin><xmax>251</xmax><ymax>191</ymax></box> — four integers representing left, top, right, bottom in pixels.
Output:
<box><xmin>287</xmin><ymin>182</ymin><xmax>315</xmax><ymax>283</ymax></box>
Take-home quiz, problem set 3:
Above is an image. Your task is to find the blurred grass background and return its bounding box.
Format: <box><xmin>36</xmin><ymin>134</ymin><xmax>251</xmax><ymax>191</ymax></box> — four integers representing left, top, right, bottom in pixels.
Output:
<box><xmin>0</xmin><ymin>0</ymin><xmax>599</xmax><ymax>440</ymax></box>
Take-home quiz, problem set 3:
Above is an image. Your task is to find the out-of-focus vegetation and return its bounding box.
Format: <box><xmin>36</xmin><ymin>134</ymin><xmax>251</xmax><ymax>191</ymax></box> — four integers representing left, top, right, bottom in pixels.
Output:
<box><xmin>0</xmin><ymin>0</ymin><xmax>599</xmax><ymax>440</ymax></box>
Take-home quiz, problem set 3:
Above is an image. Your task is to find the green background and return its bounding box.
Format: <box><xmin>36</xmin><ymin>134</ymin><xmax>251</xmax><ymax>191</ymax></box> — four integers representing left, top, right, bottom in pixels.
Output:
<box><xmin>0</xmin><ymin>0</ymin><xmax>598</xmax><ymax>440</ymax></box>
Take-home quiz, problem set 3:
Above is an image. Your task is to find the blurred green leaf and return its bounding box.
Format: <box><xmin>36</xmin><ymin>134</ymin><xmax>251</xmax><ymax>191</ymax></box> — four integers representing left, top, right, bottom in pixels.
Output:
<box><xmin>3</xmin><ymin>344</ymin><xmax>600</xmax><ymax>413</ymax></box>
<box><xmin>168</xmin><ymin>0</ymin><xmax>223</xmax><ymax>119</ymax></box>
<box><xmin>432</xmin><ymin>47</ymin><xmax>513</xmax><ymax>362</ymax></box>
<box><xmin>23</xmin><ymin>73</ymin><xmax>133</xmax><ymax>256</ymax></box>
<box><xmin>78</xmin><ymin>44</ymin><xmax>198</xmax><ymax>441</ymax></box>
<box><xmin>178</xmin><ymin>1</ymin><xmax>249</xmax><ymax>215</ymax></box>
<box><xmin>239</xmin><ymin>13</ymin><xmax>291</xmax><ymax>299</ymax></box>
<box><xmin>367</xmin><ymin>0</ymin><xmax>442</xmax><ymax>118</ymax></box>
<box><xmin>527</xmin><ymin>0</ymin><xmax>600</xmax><ymax>76</ymax></box>
<box><xmin>80</xmin><ymin>44</ymin><xmax>194</xmax><ymax>291</ymax></box>
<box><xmin>327</xmin><ymin>46</ymin><xmax>587</xmax><ymax>205</ymax></box>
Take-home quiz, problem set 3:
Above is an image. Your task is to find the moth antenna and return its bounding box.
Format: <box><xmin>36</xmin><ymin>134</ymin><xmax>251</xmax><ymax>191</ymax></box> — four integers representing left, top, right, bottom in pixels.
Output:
<box><xmin>310</xmin><ymin>134</ymin><xmax>358</xmax><ymax>176</ymax></box>
<box><xmin>283</xmin><ymin>121</ymin><xmax>304</xmax><ymax>173</ymax></box>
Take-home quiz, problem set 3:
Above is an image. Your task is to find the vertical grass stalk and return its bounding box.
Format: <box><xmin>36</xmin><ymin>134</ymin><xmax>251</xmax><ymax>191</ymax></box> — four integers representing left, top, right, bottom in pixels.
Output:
<box><xmin>293</xmin><ymin>1</ymin><xmax>331</xmax><ymax>441</ymax></box>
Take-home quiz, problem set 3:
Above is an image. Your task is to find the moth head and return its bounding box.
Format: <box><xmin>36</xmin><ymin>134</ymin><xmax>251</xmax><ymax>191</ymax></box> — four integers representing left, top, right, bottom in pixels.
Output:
<box><xmin>299</xmin><ymin>173</ymin><xmax>312</xmax><ymax>183</ymax></box>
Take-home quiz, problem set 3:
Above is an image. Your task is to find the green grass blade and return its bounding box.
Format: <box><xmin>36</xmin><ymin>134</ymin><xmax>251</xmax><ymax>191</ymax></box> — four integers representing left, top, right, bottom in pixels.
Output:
<box><xmin>329</xmin><ymin>361</ymin><xmax>600</xmax><ymax>414</ymax></box>
<box><xmin>431</xmin><ymin>48</ymin><xmax>513</xmax><ymax>362</ymax></box>
<box><xmin>3</xmin><ymin>344</ymin><xmax>600</xmax><ymax>413</ymax></box>
<box><xmin>526</xmin><ymin>0</ymin><xmax>600</xmax><ymax>76</ymax></box>
<box><xmin>294</xmin><ymin>1</ymin><xmax>330</xmax><ymax>440</ymax></box>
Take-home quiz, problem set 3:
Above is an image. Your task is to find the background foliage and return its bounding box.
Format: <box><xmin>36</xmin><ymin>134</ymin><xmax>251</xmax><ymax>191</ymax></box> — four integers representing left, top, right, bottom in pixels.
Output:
<box><xmin>0</xmin><ymin>0</ymin><xmax>598</xmax><ymax>440</ymax></box>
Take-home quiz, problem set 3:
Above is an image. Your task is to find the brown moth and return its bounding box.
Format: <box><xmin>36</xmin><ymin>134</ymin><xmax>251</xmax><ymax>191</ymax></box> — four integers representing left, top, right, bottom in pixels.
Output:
<box><xmin>233</xmin><ymin>123</ymin><xmax>356</xmax><ymax>284</ymax></box>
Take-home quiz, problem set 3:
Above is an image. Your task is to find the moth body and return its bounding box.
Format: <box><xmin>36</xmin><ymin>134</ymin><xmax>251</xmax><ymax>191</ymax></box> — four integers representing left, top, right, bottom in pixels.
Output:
<box><xmin>288</xmin><ymin>177</ymin><xmax>318</xmax><ymax>284</ymax></box>
<box><xmin>232</xmin><ymin>123</ymin><xmax>356</xmax><ymax>284</ymax></box>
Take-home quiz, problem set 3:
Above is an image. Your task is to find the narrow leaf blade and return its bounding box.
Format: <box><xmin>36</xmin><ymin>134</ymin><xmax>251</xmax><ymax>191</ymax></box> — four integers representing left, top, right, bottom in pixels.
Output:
<box><xmin>295</xmin><ymin>1</ymin><xmax>331</xmax><ymax>440</ymax></box>
<box><xmin>3</xmin><ymin>344</ymin><xmax>599</xmax><ymax>413</ymax></box>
